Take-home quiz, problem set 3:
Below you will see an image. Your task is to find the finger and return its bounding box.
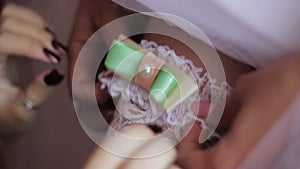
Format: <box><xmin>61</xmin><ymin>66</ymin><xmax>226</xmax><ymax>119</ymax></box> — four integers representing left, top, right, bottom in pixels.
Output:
<box><xmin>177</xmin><ymin>121</ymin><xmax>202</xmax><ymax>154</ymax></box>
<box><xmin>0</xmin><ymin>69</ymin><xmax>63</xmax><ymax>135</ymax></box>
<box><xmin>24</xmin><ymin>69</ymin><xmax>64</xmax><ymax>106</ymax></box>
<box><xmin>177</xmin><ymin>101</ymin><xmax>210</xmax><ymax>154</ymax></box>
<box><xmin>2</xmin><ymin>3</ymin><xmax>47</xmax><ymax>28</ymax></box>
<box><xmin>12</xmin><ymin>69</ymin><xmax>64</xmax><ymax>120</ymax></box>
<box><xmin>0</xmin><ymin>16</ymin><xmax>55</xmax><ymax>49</ymax></box>
<box><xmin>0</xmin><ymin>16</ymin><xmax>67</xmax><ymax>55</ymax></box>
<box><xmin>121</xmin><ymin>138</ymin><xmax>177</xmax><ymax>169</ymax></box>
<box><xmin>0</xmin><ymin>32</ymin><xmax>61</xmax><ymax>63</ymax></box>
<box><xmin>179</xmin><ymin>77</ymin><xmax>250</xmax><ymax>169</ymax></box>
<box><xmin>83</xmin><ymin>125</ymin><xmax>155</xmax><ymax>169</ymax></box>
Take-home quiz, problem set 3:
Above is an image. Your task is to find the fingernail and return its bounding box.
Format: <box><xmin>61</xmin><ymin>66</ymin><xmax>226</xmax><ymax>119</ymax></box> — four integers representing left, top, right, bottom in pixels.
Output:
<box><xmin>44</xmin><ymin>69</ymin><xmax>64</xmax><ymax>86</ymax></box>
<box><xmin>147</xmin><ymin>124</ymin><xmax>162</xmax><ymax>133</ymax></box>
<box><xmin>200</xmin><ymin>140</ymin><xmax>212</xmax><ymax>150</ymax></box>
<box><xmin>52</xmin><ymin>39</ymin><xmax>68</xmax><ymax>54</ymax></box>
<box><xmin>43</xmin><ymin>48</ymin><xmax>61</xmax><ymax>64</ymax></box>
<box><xmin>44</xmin><ymin>27</ymin><xmax>56</xmax><ymax>37</ymax></box>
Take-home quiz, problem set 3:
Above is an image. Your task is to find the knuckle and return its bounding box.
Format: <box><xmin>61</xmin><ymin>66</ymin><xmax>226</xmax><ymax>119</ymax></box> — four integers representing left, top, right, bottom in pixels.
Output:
<box><xmin>24</xmin><ymin>39</ymin><xmax>40</xmax><ymax>56</ymax></box>
<box><xmin>25</xmin><ymin>11</ymin><xmax>46</xmax><ymax>26</ymax></box>
<box><xmin>40</xmin><ymin>30</ymin><xmax>53</xmax><ymax>43</ymax></box>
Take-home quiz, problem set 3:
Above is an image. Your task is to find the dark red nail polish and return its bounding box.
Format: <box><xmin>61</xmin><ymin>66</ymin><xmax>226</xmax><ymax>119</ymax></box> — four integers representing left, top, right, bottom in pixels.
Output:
<box><xmin>52</xmin><ymin>39</ymin><xmax>68</xmax><ymax>54</ymax></box>
<box><xmin>44</xmin><ymin>69</ymin><xmax>64</xmax><ymax>86</ymax></box>
<box><xmin>43</xmin><ymin>48</ymin><xmax>61</xmax><ymax>64</ymax></box>
<box><xmin>147</xmin><ymin>124</ymin><xmax>162</xmax><ymax>133</ymax></box>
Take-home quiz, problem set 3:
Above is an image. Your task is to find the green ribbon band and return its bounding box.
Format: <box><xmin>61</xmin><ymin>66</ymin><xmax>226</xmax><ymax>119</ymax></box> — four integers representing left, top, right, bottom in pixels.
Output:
<box><xmin>149</xmin><ymin>67</ymin><xmax>177</xmax><ymax>103</ymax></box>
<box><xmin>105</xmin><ymin>40</ymin><xmax>177</xmax><ymax>105</ymax></box>
<box><xmin>104</xmin><ymin>39</ymin><xmax>199</xmax><ymax>112</ymax></box>
<box><xmin>105</xmin><ymin>40</ymin><xmax>144</xmax><ymax>80</ymax></box>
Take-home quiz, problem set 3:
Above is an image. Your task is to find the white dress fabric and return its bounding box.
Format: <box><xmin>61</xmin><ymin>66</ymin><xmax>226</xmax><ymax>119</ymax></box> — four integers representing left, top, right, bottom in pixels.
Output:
<box><xmin>113</xmin><ymin>0</ymin><xmax>300</xmax><ymax>68</ymax></box>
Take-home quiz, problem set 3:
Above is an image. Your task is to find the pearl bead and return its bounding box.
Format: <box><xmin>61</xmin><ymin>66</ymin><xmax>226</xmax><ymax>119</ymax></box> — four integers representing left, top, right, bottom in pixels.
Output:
<box><xmin>140</xmin><ymin>63</ymin><xmax>153</xmax><ymax>78</ymax></box>
<box><xmin>145</xmin><ymin>66</ymin><xmax>152</xmax><ymax>74</ymax></box>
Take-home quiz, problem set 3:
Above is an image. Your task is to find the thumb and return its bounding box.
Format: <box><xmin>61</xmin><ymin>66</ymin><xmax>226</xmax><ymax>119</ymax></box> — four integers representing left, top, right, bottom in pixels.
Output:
<box><xmin>6</xmin><ymin>69</ymin><xmax>64</xmax><ymax>134</ymax></box>
<box><xmin>23</xmin><ymin>69</ymin><xmax>64</xmax><ymax>106</ymax></box>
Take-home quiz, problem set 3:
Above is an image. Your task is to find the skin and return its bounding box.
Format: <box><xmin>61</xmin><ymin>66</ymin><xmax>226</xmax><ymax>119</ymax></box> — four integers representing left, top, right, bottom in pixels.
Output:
<box><xmin>69</xmin><ymin>0</ymin><xmax>134</xmax><ymax>103</ymax></box>
<box><xmin>83</xmin><ymin>125</ymin><xmax>179</xmax><ymax>169</ymax></box>
<box><xmin>0</xmin><ymin>3</ymin><xmax>64</xmax><ymax>63</ymax></box>
<box><xmin>0</xmin><ymin>3</ymin><xmax>65</xmax><ymax>141</ymax></box>
<box><xmin>69</xmin><ymin>0</ymin><xmax>300</xmax><ymax>168</ymax></box>
<box><xmin>177</xmin><ymin>55</ymin><xmax>300</xmax><ymax>169</ymax></box>
<box><xmin>82</xmin><ymin>55</ymin><xmax>300</xmax><ymax>169</ymax></box>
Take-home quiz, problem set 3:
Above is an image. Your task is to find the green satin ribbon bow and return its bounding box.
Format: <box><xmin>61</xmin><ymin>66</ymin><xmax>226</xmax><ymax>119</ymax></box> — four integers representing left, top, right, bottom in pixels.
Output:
<box><xmin>105</xmin><ymin>40</ymin><xmax>197</xmax><ymax>112</ymax></box>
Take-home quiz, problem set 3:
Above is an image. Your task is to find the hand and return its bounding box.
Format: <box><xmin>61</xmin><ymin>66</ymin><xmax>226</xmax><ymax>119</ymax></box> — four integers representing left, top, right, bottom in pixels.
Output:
<box><xmin>83</xmin><ymin>125</ymin><xmax>180</xmax><ymax>169</ymax></box>
<box><xmin>0</xmin><ymin>3</ymin><xmax>67</xmax><ymax>63</ymax></box>
<box><xmin>0</xmin><ymin>3</ymin><xmax>67</xmax><ymax>139</ymax></box>
<box><xmin>176</xmin><ymin>55</ymin><xmax>300</xmax><ymax>169</ymax></box>
<box><xmin>0</xmin><ymin>69</ymin><xmax>64</xmax><ymax>139</ymax></box>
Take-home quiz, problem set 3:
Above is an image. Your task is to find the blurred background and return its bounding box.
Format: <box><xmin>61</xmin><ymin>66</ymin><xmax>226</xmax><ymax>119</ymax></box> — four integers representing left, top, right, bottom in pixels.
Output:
<box><xmin>0</xmin><ymin>0</ymin><xmax>96</xmax><ymax>168</ymax></box>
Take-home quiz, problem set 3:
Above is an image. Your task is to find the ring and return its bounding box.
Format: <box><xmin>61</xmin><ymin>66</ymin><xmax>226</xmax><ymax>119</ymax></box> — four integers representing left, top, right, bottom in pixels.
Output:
<box><xmin>22</xmin><ymin>97</ymin><xmax>39</xmax><ymax>110</ymax></box>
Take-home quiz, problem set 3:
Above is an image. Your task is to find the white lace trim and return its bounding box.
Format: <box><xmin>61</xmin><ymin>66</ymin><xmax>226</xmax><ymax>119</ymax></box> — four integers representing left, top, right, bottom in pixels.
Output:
<box><xmin>98</xmin><ymin>40</ymin><xmax>232</xmax><ymax>142</ymax></box>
